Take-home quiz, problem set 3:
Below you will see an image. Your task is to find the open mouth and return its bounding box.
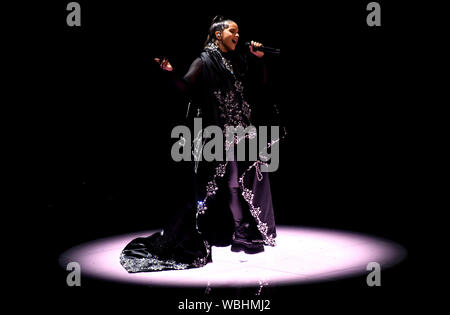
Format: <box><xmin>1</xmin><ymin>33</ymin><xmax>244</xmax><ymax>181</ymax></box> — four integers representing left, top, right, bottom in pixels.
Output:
<box><xmin>232</xmin><ymin>39</ymin><xmax>237</xmax><ymax>44</ymax></box>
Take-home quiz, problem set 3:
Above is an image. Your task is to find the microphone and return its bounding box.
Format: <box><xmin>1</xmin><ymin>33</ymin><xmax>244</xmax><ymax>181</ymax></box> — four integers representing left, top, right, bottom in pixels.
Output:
<box><xmin>245</xmin><ymin>42</ymin><xmax>280</xmax><ymax>55</ymax></box>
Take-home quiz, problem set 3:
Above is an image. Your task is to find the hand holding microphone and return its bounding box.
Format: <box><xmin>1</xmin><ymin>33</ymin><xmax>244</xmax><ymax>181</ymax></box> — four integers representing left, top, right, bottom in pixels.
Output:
<box><xmin>248</xmin><ymin>41</ymin><xmax>265</xmax><ymax>58</ymax></box>
<box><xmin>246</xmin><ymin>41</ymin><xmax>280</xmax><ymax>56</ymax></box>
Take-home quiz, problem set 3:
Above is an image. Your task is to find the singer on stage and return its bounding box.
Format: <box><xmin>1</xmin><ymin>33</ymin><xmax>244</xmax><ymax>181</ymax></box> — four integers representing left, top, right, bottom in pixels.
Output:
<box><xmin>120</xmin><ymin>16</ymin><xmax>280</xmax><ymax>273</ymax></box>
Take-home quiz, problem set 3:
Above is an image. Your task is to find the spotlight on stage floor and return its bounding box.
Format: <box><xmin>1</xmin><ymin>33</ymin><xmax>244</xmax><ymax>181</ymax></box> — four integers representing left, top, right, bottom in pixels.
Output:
<box><xmin>59</xmin><ymin>226</ymin><xmax>406</xmax><ymax>287</ymax></box>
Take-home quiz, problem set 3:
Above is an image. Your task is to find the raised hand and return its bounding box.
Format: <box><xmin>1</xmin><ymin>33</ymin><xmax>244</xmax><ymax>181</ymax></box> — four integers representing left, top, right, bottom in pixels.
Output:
<box><xmin>154</xmin><ymin>57</ymin><xmax>173</xmax><ymax>72</ymax></box>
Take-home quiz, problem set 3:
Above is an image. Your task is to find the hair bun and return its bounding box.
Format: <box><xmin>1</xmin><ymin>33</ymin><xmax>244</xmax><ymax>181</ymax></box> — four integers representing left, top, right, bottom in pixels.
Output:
<box><xmin>211</xmin><ymin>15</ymin><xmax>225</xmax><ymax>24</ymax></box>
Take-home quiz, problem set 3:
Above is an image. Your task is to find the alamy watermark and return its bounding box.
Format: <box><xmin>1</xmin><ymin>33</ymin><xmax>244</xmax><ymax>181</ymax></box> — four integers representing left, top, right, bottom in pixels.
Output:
<box><xmin>66</xmin><ymin>2</ymin><xmax>81</xmax><ymax>27</ymax></box>
<box><xmin>366</xmin><ymin>2</ymin><xmax>381</xmax><ymax>27</ymax></box>
<box><xmin>66</xmin><ymin>262</ymin><xmax>81</xmax><ymax>286</ymax></box>
<box><xmin>366</xmin><ymin>262</ymin><xmax>381</xmax><ymax>286</ymax></box>
<box><xmin>66</xmin><ymin>2</ymin><xmax>381</xmax><ymax>28</ymax></box>
<box><xmin>171</xmin><ymin>118</ymin><xmax>280</xmax><ymax>172</ymax></box>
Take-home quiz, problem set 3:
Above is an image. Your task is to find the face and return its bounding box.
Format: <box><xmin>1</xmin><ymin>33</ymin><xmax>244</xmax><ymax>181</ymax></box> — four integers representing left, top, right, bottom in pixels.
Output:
<box><xmin>217</xmin><ymin>21</ymin><xmax>239</xmax><ymax>52</ymax></box>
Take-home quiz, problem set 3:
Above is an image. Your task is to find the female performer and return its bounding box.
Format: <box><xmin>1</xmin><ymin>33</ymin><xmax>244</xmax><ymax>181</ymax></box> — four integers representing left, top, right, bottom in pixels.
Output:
<box><xmin>120</xmin><ymin>16</ymin><xmax>278</xmax><ymax>273</ymax></box>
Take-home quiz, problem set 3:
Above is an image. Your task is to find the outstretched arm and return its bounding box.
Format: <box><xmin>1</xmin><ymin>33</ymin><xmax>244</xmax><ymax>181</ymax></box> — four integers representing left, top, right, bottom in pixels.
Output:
<box><xmin>154</xmin><ymin>57</ymin><xmax>203</xmax><ymax>94</ymax></box>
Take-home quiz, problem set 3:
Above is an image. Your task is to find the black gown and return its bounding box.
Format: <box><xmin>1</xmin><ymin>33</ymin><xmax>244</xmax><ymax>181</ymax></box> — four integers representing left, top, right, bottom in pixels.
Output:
<box><xmin>120</xmin><ymin>43</ymin><xmax>279</xmax><ymax>272</ymax></box>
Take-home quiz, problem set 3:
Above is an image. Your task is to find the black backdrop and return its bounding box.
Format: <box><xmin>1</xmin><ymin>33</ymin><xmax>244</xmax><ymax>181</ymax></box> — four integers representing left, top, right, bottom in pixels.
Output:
<box><xmin>14</xmin><ymin>0</ymin><xmax>421</xmax><ymax>312</ymax></box>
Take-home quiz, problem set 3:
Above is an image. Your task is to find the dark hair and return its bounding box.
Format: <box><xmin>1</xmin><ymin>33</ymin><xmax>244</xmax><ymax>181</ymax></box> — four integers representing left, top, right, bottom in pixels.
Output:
<box><xmin>203</xmin><ymin>15</ymin><xmax>235</xmax><ymax>48</ymax></box>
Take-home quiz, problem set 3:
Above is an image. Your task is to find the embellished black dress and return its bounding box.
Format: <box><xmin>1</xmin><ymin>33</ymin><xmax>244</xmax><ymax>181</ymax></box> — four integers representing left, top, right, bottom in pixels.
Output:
<box><xmin>120</xmin><ymin>43</ymin><xmax>278</xmax><ymax>272</ymax></box>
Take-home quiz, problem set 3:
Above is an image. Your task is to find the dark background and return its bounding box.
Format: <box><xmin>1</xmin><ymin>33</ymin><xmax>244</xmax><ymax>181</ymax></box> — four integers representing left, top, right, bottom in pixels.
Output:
<box><xmin>11</xmin><ymin>0</ymin><xmax>423</xmax><ymax>312</ymax></box>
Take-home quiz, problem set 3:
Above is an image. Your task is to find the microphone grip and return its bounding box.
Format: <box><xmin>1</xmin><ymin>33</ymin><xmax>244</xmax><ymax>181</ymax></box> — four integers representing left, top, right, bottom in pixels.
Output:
<box><xmin>245</xmin><ymin>42</ymin><xmax>280</xmax><ymax>55</ymax></box>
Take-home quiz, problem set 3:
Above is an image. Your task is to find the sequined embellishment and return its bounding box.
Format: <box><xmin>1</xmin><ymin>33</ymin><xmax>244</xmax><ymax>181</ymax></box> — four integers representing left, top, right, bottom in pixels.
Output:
<box><xmin>214</xmin><ymin>87</ymin><xmax>251</xmax><ymax>128</ymax></box>
<box><xmin>120</xmin><ymin>248</ymin><xmax>211</xmax><ymax>273</ymax></box>
<box><xmin>239</xmin><ymin>161</ymin><xmax>277</xmax><ymax>246</ymax></box>
<box><xmin>120</xmin><ymin>251</ymin><xmax>190</xmax><ymax>273</ymax></box>
<box><xmin>195</xmin><ymin>162</ymin><xmax>228</xmax><ymax>234</ymax></box>
<box><xmin>204</xmin><ymin>42</ymin><xmax>234</xmax><ymax>75</ymax></box>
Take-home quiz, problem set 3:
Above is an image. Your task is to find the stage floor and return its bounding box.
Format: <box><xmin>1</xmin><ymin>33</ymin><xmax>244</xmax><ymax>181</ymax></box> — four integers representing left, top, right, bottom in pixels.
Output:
<box><xmin>59</xmin><ymin>226</ymin><xmax>406</xmax><ymax>288</ymax></box>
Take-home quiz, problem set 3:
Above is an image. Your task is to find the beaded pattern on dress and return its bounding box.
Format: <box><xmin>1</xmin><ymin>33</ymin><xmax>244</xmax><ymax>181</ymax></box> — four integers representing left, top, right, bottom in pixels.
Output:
<box><xmin>120</xmin><ymin>251</ymin><xmax>190</xmax><ymax>272</ymax></box>
<box><xmin>214</xmin><ymin>82</ymin><xmax>251</xmax><ymax>129</ymax></box>
<box><xmin>238</xmin><ymin>137</ymin><xmax>282</xmax><ymax>246</ymax></box>
<box><xmin>203</xmin><ymin>42</ymin><xmax>277</xmax><ymax>246</ymax></box>
<box><xmin>239</xmin><ymin>162</ymin><xmax>277</xmax><ymax>246</ymax></box>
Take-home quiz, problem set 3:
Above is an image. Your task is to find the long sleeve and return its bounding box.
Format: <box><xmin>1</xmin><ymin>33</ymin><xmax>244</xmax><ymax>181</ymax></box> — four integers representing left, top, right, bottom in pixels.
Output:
<box><xmin>168</xmin><ymin>57</ymin><xmax>203</xmax><ymax>94</ymax></box>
